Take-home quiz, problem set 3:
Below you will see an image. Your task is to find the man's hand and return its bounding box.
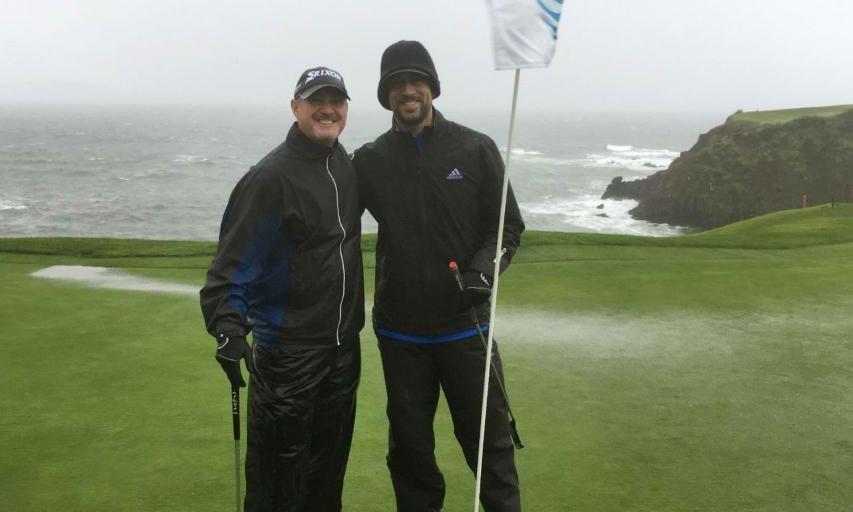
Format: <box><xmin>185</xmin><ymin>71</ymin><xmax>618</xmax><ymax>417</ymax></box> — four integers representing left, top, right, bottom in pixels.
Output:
<box><xmin>216</xmin><ymin>335</ymin><xmax>256</xmax><ymax>388</ymax></box>
<box><xmin>457</xmin><ymin>271</ymin><xmax>493</xmax><ymax>312</ymax></box>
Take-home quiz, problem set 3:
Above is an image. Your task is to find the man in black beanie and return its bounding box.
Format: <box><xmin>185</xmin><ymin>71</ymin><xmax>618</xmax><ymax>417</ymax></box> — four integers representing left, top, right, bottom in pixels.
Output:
<box><xmin>353</xmin><ymin>40</ymin><xmax>525</xmax><ymax>512</ymax></box>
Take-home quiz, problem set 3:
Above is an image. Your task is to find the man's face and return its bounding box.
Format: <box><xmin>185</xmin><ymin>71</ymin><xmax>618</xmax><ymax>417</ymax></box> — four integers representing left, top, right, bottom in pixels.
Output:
<box><xmin>291</xmin><ymin>87</ymin><xmax>348</xmax><ymax>147</ymax></box>
<box><xmin>387</xmin><ymin>73</ymin><xmax>433</xmax><ymax>129</ymax></box>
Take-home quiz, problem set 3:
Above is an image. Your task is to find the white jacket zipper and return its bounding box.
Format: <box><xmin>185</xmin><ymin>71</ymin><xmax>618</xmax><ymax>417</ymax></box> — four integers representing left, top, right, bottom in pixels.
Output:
<box><xmin>326</xmin><ymin>153</ymin><xmax>346</xmax><ymax>345</ymax></box>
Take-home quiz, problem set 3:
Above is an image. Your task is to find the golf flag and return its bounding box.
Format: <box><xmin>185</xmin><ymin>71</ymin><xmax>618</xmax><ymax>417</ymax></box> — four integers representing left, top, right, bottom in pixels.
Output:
<box><xmin>485</xmin><ymin>0</ymin><xmax>564</xmax><ymax>70</ymax></box>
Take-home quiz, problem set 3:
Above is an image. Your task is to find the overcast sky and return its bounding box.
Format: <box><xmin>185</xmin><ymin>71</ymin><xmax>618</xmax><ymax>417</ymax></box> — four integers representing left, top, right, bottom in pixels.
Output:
<box><xmin>1</xmin><ymin>0</ymin><xmax>850</xmax><ymax>113</ymax></box>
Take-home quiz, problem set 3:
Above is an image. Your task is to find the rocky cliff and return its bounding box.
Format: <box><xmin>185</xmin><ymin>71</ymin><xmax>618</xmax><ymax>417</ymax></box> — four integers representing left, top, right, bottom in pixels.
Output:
<box><xmin>602</xmin><ymin>108</ymin><xmax>853</xmax><ymax>229</ymax></box>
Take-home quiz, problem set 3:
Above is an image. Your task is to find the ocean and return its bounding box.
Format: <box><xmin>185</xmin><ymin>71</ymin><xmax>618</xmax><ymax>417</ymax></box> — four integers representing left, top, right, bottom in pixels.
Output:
<box><xmin>0</xmin><ymin>104</ymin><xmax>725</xmax><ymax>240</ymax></box>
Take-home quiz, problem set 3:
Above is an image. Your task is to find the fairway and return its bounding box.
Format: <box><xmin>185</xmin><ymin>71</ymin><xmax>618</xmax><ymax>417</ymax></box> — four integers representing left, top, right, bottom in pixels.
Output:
<box><xmin>2</xmin><ymin>205</ymin><xmax>853</xmax><ymax>511</ymax></box>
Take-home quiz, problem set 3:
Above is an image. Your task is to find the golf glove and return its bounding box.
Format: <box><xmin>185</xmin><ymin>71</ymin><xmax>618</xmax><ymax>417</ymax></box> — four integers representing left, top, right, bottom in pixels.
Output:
<box><xmin>216</xmin><ymin>334</ymin><xmax>256</xmax><ymax>388</ymax></box>
<box><xmin>457</xmin><ymin>271</ymin><xmax>492</xmax><ymax>312</ymax></box>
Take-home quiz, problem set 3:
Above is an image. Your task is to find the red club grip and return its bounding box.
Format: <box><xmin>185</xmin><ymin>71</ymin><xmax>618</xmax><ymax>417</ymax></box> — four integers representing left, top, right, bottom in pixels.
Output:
<box><xmin>449</xmin><ymin>261</ymin><xmax>465</xmax><ymax>292</ymax></box>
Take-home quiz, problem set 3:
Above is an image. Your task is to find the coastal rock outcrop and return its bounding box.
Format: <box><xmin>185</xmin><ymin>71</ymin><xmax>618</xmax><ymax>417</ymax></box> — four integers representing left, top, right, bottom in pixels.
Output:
<box><xmin>602</xmin><ymin>109</ymin><xmax>853</xmax><ymax>229</ymax></box>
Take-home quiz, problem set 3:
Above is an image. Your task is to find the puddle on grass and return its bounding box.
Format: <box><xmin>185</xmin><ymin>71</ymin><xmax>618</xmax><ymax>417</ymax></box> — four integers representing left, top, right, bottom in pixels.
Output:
<box><xmin>31</xmin><ymin>266</ymin><xmax>198</xmax><ymax>295</ymax></box>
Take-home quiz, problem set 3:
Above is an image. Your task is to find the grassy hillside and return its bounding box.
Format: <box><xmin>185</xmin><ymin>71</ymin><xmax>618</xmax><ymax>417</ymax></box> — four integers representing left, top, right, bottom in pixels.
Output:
<box><xmin>729</xmin><ymin>104</ymin><xmax>853</xmax><ymax>125</ymax></box>
<box><xmin>2</xmin><ymin>211</ymin><xmax>853</xmax><ymax>511</ymax></box>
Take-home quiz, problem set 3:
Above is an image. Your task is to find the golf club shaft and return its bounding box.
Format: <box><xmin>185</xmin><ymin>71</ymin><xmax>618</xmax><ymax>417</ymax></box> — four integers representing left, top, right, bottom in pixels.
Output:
<box><xmin>471</xmin><ymin>319</ymin><xmax>524</xmax><ymax>450</ymax></box>
<box><xmin>235</xmin><ymin>441</ymin><xmax>241</xmax><ymax>512</ymax></box>
<box><xmin>231</xmin><ymin>385</ymin><xmax>241</xmax><ymax>512</ymax></box>
<box><xmin>449</xmin><ymin>262</ymin><xmax>523</xmax><ymax>450</ymax></box>
<box><xmin>471</xmin><ymin>322</ymin><xmax>512</xmax><ymax>414</ymax></box>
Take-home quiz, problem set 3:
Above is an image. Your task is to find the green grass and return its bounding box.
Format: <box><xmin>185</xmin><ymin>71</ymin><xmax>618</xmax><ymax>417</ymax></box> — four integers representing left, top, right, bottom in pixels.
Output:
<box><xmin>2</xmin><ymin>206</ymin><xmax>853</xmax><ymax>511</ymax></box>
<box><xmin>728</xmin><ymin>104</ymin><xmax>853</xmax><ymax>125</ymax></box>
<box><xmin>2</xmin><ymin>203</ymin><xmax>853</xmax><ymax>268</ymax></box>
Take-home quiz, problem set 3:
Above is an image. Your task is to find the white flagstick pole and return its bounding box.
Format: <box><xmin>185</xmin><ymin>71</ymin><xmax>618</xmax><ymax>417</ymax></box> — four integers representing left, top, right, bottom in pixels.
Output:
<box><xmin>474</xmin><ymin>68</ymin><xmax>521</xmax><ymax>512</ymax></box>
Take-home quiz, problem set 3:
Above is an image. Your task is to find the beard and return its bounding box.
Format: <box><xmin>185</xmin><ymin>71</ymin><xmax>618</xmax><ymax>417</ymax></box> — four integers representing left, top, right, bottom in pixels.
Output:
<box><xmin>392</xmin><ymin>97</ymin><xmax>432</xmax><ymax>129</ymax></box>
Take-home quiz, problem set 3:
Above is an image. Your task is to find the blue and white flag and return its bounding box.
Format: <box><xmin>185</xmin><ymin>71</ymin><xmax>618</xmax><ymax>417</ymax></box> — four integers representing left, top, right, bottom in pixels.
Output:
<box><xmin>485</xmin><ymin>0</ymin><xmax>564</xmax><ymax>70</ymax></box>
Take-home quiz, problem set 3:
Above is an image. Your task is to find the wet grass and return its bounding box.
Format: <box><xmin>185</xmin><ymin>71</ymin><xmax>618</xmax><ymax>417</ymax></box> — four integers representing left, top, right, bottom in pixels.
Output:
<box><xmin>2</xmin><ymin>206</ymin><xmax>853</xmax><ymax>510</ymax></box>
<box><xmin>3</xmin><ymin>204</ymin><xmax>853</xmax><ymax>270</ymax></box>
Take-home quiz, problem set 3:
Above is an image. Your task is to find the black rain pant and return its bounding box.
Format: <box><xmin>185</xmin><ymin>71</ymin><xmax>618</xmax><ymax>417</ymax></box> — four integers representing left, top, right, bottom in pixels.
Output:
<box><xmin>377</xmin><ymin>334</ymin><xmax>521</xmax><ymax>512</ymax></box>
<box><xmin>244</xmin><ymin>336</ymin><xmax>360</xmax><ymax>512</ymax></box>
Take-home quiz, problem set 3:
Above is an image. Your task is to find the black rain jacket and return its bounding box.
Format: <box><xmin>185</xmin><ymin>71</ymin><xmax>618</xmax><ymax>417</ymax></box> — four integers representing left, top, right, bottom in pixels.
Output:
<box><xmin>353</xmin><ymin>109</ymin><xmax>524</xmax><ymax>336</ymax></box>
<box><xmin>200</xmin><ymin>123</ymin><xmax>364</xmax><ymax>347</ymax></box>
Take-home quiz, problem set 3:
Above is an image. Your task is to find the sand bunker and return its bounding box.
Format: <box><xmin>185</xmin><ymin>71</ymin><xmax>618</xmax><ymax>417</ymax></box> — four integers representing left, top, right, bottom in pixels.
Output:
<box><xmin>31</xmin><ymin>266</ymin><xmax>198</xmax><ymax>296</ymax></box>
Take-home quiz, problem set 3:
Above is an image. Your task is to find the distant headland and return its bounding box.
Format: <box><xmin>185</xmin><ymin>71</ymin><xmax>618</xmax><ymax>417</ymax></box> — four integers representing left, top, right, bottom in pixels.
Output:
<box><xmin>602</xmin><ymin>104</ymin><xmax>853</xmax><ymax>230</ymax></box>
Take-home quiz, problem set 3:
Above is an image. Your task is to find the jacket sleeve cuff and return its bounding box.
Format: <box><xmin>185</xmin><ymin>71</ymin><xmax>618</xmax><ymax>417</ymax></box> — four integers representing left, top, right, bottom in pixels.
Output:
<box><xmin>214</xmin><ymin>322</ymin><xmax>249</xmax><ymax>339</ymax></box>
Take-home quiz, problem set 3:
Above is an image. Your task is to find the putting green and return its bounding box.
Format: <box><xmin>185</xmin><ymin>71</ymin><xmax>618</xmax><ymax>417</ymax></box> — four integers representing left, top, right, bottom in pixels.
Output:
<box><xmin>2</xmin><ymin>205</ymin><xmax>853</xmax><ymax>511</ymax></box>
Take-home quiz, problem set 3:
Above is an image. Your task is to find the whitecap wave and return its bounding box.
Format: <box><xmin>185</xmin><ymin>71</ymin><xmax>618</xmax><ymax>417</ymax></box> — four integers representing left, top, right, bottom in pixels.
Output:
<box><xmin>500</xmin><ymin>147</ymin><xmax>543</xmax><ymax>156</ymax></box>
<box><xmin>173</xmin><ymin>155</ymin><xmax>212</xmax><ymax>163</ymax></box>
<box><xmin>0</xmin><ymin>200</ymin><xmax>28</xmax><ymax>211</ymax></box>
<box><xmin>131</xmin><ymin>169</ymin><xmax>172</xmax><ymax>179</ymax></box>
<box><xmin>606</xmin><ymin>144</ymin><xmax>633</xmax><ymax>152</ymax></box>
<box><xmin>520</xmin><ymin>196</ymin><xmax>684</xmax><ymax>237</ymax></box>
<box><xmin>585</xmin><ymin>144</ymin><xmax>680</xmax><ymax>172</ymax></box>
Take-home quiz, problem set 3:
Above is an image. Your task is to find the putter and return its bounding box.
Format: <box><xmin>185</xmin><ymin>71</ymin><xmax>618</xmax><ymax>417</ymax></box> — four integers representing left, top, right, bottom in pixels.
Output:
<box><xmin>449</xmin><ymin>261</ymin><xmax>524</xmax><ymax>450</ymax></box>
<box><xmin>231</xmin><ymin>385</ymin><xmax>241</xmax><ymax>512</ymax></box>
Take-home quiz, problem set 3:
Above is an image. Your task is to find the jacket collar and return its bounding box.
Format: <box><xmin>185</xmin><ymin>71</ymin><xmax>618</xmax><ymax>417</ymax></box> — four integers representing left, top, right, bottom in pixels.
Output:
<box><xmin>391</xmin><ymin>108</ymin><xmax>446</xmax><ymax>139</ymax></box>
<box><xmin>285</xmin><ymin>122</ymin><xmax>337</xmax><ymax>160</ymax></box>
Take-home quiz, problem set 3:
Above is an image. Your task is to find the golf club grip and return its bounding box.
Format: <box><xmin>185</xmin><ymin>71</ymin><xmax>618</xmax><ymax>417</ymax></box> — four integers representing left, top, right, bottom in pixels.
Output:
<box><xmin>449</xmin><ymin>262</ymin><xmax>480</xmax><ymax>323</ymax></box>
<box><xmin>231</xmin><ymin>385</ymin><xmax>240</xmax><ymax>441</ymax></box>
<box><xmin>448</xmin><ymin>261</ymin><xmax>465</xmax><ymax>292</ymax></box>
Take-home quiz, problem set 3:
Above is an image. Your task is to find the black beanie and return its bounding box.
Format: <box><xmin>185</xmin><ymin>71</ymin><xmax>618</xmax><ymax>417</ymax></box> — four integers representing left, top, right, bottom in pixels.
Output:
<box><xmin>377</xmin><ymin>40</ymin><xmax>441</xmax><ymax>110</ymax></box>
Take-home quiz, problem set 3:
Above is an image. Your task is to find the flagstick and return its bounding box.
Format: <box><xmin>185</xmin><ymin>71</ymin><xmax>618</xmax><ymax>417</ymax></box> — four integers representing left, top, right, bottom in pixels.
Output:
<box><xmin>474</xmin><ymin>67</ymin><xmax>521</xmax><ymax>512</ymax></box>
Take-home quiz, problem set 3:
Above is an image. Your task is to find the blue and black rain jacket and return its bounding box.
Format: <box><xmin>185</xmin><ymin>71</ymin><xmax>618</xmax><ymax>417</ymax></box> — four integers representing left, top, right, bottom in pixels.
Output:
<box><xmin>200</xmin><ymin>123</ymin><xmax>364</xmax><ymax>347</ymax></box>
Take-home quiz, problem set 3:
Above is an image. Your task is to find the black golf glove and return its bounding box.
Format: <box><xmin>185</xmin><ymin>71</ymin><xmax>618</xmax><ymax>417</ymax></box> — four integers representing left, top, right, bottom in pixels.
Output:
<box><xmin>216</xmin><ymin>334</ymin><xmax>256</xmax><ymax>388</ymax></box>
<box><xmin>457</xmin><ymin>271</ymin><xmax>492</xmax><ymax>313</ymax></box>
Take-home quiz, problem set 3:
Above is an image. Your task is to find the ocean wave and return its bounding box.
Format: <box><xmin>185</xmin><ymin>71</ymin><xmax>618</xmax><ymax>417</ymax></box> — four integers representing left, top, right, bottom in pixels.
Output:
<box><xmin>584</xmin><ymin>154</ymin><xmax>671</xmax><ymax>172</ymax></box>
<box><xmin>519</xmin><ymin>196</ymin><xmax>684</xmax><ymax>237</ymax></box>
<box><xmin>496</xmin><ymin>153</ymin><xmax>578</xmax><ymax>167</ymax></box>
<box><xmin>584</xmin><ymin>144</ymin><xmax>680</xmax><ymax>172</ymax></box>
<box><xmin>12</xmin><ymin>158</ymin><xmax>57</xmax><ymax>164</ymax></box>
<box><xmin>173</xmin><ymin>155</ymin><xmax>213</xmax><ymax>164</ymax></box>
<box><xmin>131</xmin><ymin>169</ymin><xmax>173</xmax><ymax>179</ymax></box>
<box><xmin>0</xmin><ymin>200</ymin><xmax>28</xmax><ymax>211</ymax></box>
<box><xmin>111</xmin><ymin>154</ymin><xmax>161</xmax><ymax>164</ymax></box>
<box><xmin>500</xmin><ymin>148</ymin><xmax>543</xmax><ymax>156</ymax></box>
<box><xmin>604</xmin><ymin>144</ymin><xmax>680</xmax><ymax>159</ymax></box>
<box><xmin>606</xmin><ymin>144</ymin><xmax>633</xmax><ymax>152</ymax></box>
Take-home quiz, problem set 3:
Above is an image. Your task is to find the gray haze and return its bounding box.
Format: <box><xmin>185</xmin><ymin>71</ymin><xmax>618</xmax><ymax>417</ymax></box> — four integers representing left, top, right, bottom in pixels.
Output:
<box><xmin>1</xmin><ymin>0</ymin><xmax>851</xmax><ymax>113</ymax></box>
